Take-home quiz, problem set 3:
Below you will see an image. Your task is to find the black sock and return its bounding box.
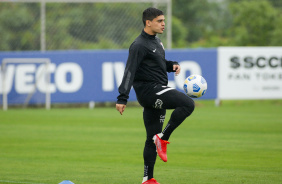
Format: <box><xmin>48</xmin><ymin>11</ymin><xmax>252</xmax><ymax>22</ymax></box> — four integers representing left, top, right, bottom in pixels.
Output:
<box><xmin>144</xmin><ymin>165</ymin><xmax>154</xmax><ymax>180</ymax></box>
<box><xmin>161</xmin><ymin>121</ymin><xmax>177</xmax><ymax>140</ymax></box>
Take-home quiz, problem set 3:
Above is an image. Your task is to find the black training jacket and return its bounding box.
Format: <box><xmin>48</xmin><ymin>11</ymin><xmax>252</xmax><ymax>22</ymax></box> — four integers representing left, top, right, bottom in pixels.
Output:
<box><xmin>117</xmin><ymin>30</ymin><xmax>178</xmax><ymax>105</ymax></box>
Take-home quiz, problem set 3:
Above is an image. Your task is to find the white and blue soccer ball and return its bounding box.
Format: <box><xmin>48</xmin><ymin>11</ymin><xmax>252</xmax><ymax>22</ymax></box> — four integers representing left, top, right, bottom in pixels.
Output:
<box><xmin>183</xmin><ymin>74</ymin><xmax>207</xmax><ymax>98</ymax></box>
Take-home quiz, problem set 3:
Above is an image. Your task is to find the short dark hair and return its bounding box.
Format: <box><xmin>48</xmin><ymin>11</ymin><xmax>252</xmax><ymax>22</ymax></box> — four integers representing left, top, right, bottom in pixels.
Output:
<box><xmin>142</xmin><ymin>7</ymin><xmax>164</xmax><ymax>26</ymax></box>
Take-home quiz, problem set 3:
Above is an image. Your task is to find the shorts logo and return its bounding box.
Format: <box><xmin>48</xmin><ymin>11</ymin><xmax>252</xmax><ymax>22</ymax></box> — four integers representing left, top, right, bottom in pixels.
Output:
<box><xmin>154</xmin><ymin>99</ymin><xmax>163</xmax><ymax>109</ymax></box>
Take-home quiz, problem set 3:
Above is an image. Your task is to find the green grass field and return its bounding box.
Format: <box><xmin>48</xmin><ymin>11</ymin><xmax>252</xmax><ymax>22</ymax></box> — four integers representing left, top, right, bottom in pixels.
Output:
<box><xmin>0</xmin><ymin>100</ymin><xmax>281</xmax><ymax>184</ymax></box>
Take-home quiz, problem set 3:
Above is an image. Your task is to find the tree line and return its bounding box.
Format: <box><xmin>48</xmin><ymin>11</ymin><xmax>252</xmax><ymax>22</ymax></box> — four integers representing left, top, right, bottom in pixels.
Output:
<box><xmin>172</xmin><ymin>0</ymin><xmax>282</xmax><ymax>48</ymax></box>
<box><xmin>0</xmin><ymin>0</ymin><xmax>281</xmax><ymax>51</ymax></box>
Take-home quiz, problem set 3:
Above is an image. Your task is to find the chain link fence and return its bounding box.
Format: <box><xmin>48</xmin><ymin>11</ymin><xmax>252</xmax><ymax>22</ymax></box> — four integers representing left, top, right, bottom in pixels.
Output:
<box><xmin>0</xmin><ymin>0</ymin><xmax>170</xmax><ymax>51</ymax></box>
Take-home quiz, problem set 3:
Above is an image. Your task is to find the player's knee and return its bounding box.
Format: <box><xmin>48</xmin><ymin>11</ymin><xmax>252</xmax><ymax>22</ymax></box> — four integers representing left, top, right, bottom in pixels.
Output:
<box><xmin>183</xmin><ymin>101</ymin><xmax>195</xmax><ymax>117</ymax></box>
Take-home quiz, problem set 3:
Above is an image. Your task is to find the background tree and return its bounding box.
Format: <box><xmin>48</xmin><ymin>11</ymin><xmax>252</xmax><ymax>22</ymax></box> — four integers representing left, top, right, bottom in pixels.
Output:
<box><xmin>0</xmin><ymin>0</ymin><xmax>281</xmax><ymax>51</ymax></box>
<box><xmin>172</xmin><ymin>0</ymin><xmax>282</xmax><ymax>48</ymax></box>
<box><xmin>0</xmin><ymin>3</ymin><xmax>40</xmax><ymax>50</ymax></box>
<box><xmin>228</xmin><ymin>0</ymin><xmax>278</xmax><ymax>46</ymax></box>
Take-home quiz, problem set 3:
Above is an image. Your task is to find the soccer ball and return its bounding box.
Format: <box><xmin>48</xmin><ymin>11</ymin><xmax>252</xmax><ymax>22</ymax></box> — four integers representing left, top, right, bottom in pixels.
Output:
<box><xmin>183</xmin><ymin>75</ymin><xmax>207</xmax><ymax>98</ymax></box>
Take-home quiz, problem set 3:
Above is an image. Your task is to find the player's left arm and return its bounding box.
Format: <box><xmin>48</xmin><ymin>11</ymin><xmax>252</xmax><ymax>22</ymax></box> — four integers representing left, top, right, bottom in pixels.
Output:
<box><xmin>166</xmin><ymin>59</ymin><xmax>180</xmax><ymax>75</ymax></box>
<box><xmin>173</xmin><ymin>64</ymin><xmax>181</xmax><ymax>76</ymax></box>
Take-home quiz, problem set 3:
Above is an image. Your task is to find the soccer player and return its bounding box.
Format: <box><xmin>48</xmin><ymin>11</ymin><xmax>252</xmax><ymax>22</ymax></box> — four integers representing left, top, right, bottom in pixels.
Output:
<box><xmin>116</xmin><ymin>7</ymin><xmax>195</xmax><ymax>184</ymax></box>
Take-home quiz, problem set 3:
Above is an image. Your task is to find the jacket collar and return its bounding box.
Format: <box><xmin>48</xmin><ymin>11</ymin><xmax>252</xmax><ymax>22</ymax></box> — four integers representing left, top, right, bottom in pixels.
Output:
<box><xmin>141</xmin><ymin>29</ymin><xmax>156</xmax><ymax>40</ymax></box>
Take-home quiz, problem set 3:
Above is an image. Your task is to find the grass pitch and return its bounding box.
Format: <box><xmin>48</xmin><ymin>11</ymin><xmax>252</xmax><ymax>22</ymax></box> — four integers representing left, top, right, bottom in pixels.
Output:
<box><xmin>0</xmin><ymin>100</ymin><xmax>281</xmax><ymax>184</ymax></box>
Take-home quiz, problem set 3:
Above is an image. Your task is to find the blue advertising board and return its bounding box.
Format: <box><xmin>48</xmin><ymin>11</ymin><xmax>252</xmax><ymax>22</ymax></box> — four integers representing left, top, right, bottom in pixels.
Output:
<box><xmin>0</xmin><ymin>49</ymin><xmax>217</xmax><ymax>104</ymax></box>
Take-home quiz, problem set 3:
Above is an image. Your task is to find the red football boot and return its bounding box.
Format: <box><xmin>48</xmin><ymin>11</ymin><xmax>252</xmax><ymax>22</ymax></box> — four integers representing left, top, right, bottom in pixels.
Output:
<box><xmin>142</xmin><ymin>178</ymin><xmax>160</xmax><ymax>184</ymax></box>
<box><xmin>153</xmin><ymin>133</ymin><xmax>170</xmax><ymax>162</ymax></box>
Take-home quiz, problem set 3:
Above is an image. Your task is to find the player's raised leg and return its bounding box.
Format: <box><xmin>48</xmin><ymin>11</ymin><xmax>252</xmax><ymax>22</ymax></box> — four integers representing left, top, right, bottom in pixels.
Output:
<box><xmin>152</xmin><ymin>87</ymin><xmax>195</xmax><ymax>162</ymax></box>
<box><xmin>161</xmin><ymin>89</ymin><xmax>195</xmax><ymax>141</ymax></box>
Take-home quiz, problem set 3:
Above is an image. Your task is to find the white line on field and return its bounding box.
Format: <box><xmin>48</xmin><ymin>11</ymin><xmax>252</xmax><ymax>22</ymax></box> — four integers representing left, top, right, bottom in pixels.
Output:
<box><xmin>0</xmin><ymin>180</ymin><xmax>46</xmax><ymax>184</ymax></box>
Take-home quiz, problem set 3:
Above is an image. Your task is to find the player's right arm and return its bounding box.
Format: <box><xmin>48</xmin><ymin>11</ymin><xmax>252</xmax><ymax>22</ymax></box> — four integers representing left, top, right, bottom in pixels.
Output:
<box><xmin>116</xmin><ymin>104</ymin><xmax>126</xmax><ymax>115</ymax></box>
<box><xmin>116</xmin><ymin>42</ymin><xmax>147</xmax><ymax>114</ymax></box>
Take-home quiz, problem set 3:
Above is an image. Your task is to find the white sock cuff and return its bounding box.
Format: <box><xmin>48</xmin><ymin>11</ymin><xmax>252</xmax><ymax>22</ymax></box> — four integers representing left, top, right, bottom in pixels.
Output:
<box><xmin>158</xmin><ymin>132</ymin><xmax>164</xmax><ymax>139</ymax></box>
<box><xmin>142</xmin><ymin>176</ymin><xmax>148</xmax><ymax>183</ymax></box>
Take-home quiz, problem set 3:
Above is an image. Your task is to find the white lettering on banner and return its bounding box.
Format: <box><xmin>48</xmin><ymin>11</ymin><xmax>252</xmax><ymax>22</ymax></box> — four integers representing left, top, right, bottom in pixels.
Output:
<box><xmin>102</xmin><ymin>62</ymin><xmax>114</xmax><ymax>91</ymax></box>
<box><xmin>174</xmin><ymin>61</ymin><xmax>202</xmax><ymax>89</ymax></box>
<box><xmin>102</xmin><ymin>61</ymin><xmax>202</xmax><ymax>92</ymax></box>
<box><xmin>102</xmin><ymin>62</ymin><xmax>125</xmax><ymax>92</ymax></box>
<box><xmin>0</xmin><ymin>62</ymin><xmax>83</xmax><ymax>94</ymax></box>
<box><xmin>218</xmin><ymin>47</ymin><xmax>282</xmax><ymax>99</ymax></box>
<box><xmin>114</xmin><ymin>62</ymin><xmax>125</xmax><ymax>87</ymax></box>
<box><xmin>167</xmin><ymin>81</ymin><xmax>176</xmax><ymax>88</ymax></box>
<box><xmin>55</xmin><ymin>63</ymin><xmax>83</xmax><ymax>93</ymax></box>
<box><xmin>37</xmin><ymin>63</ymin><xmax>56</xmax><ymax>93</ymax></box>
<box><xmin>15</xmin><ymin>64</ymin><xmax>36</xmax><ymax>94</ymax></box>
<box><xmin>0</xmin><ymin>65</ymin><xmax>15</xmax><ymax>93</ymax></box>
